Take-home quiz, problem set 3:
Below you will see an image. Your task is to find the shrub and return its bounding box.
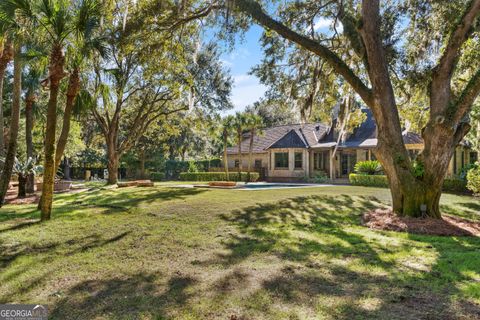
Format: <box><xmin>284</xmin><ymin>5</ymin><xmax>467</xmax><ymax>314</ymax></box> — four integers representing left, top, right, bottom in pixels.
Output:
<box><xmin>349</xmin><ymin>173</ymin><xmax>389</xmax><ymax>187</ymax></box>
<box><xmin>412</xmin><ymin>160</ymin><xmax>425</xmax><ymax>178</ymax></box>
<box><xmin>443</xmin><ymin>178</ymin><xmax>468</xmax><ymax>193</ymax></box>
<box><xmin>165</xmin><ymin>158</ymin><xmax>221</xmax><ymax>179</ymax></box>
<box><xmin>354</xmin><ymin>160</ymin><xmax>382</xmax><ymax>175</ymax></box>
<box><xmin>188</xmin><ymin>160</ymin><xmax>199</xmax><ymax>173</ymax></box>
<box><xmin>150</xmin><ymin>172</ymin><xmax>165</xmax><ymax>181</ymax></box>
<box><xmin>460</xmin><ymin>163</ymin><xmax>479</xmax><ymax>180</ymax></box>
<box><xmin>467</xmin><ymin>166</ymin><xmax>480</xmax><ymax>195</ymax></box>
<box><xmin>180</xmin><ymin>172</ymin><xmax>259</xmax><ymax>182</ymax></box>
<box><xmin>306</xmin><ymin>171</ymin><xmax>329</xmax><ymax>183</ymax></box>
<box><xmin>350</xmin><ymin>173</ymin><xmax>469</xmax><ymax>193</ymax></box>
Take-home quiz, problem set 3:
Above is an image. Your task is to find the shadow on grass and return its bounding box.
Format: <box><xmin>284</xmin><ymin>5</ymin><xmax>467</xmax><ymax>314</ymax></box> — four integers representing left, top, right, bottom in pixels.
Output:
<box><xmin>210</xmin><ymin>194</ymin><xmax>480</xmax><ymax>319</ymax></box>
<box><xmin>0</xmin><ymin>231</ymin><xmax>131</xmax><ymax>279</ymax></box>
<box><xmin>0</xmin><ymin>187</ymin><xmax>206</xmax><ymax>223</ymax></box>
<box><xmin>213</xmin><ymin>195</ymin><xmax>387</xmax><ymax>267</ymax></box>
<box><xmin>50</xmin><ymin>273</ymin><xmax>197</xmax><ymax>319</ymax></box>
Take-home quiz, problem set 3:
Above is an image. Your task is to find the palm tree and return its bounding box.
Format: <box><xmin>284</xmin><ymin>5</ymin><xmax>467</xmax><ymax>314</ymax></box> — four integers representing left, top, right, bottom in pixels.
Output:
<box><xmin>0</xmin><ymin>43</ymin><xmax>22</xmax><ymax>206</ymax></box>
<box><xmin>32</xmin><ymin>0</ymin><xmax>102</xmax><ymax>220</ymax></box>
<box><xmin>24</xmin><ymin>63</ymin><xmax>46</xmax><ymax>193</ymax></box>
<box><xmin>0</xmin><ymin>0</ymin><xmax>33</xmax><ymax>206</ymax></box>
<box><xmin>54</xmin><ymin>0</ymin><xmax>104</xmax><ymax>176</ymax></box>
<box><xmin>0</xmin><ymin>39</ymin><xmax>14</xmax><ymax>158</ymax></box>
<box><xmin>245</xmin><ymin>113</ymin><xmax>263</xmax><ymax>182</ymax></box>
<box><xmin>0</xmin><ymin>157</ymin><xmax>42</xmax><ymax>198</ymax></box>
<box><xmin>221</xmin><ymin>115</ymin><xmax>235</xmax><ymax>181</ymax></box>
<box><xmin>234</xmin><ymin>112</ymin><xmax>247</xmax><ymax>180</ymax></box>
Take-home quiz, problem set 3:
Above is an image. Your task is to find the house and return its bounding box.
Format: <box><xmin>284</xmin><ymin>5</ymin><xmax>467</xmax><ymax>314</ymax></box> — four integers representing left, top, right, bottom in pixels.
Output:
<box><xmin>225</xmin><ymin>109</ymin><xmax>478</xmax><ymax>182</ymax></box>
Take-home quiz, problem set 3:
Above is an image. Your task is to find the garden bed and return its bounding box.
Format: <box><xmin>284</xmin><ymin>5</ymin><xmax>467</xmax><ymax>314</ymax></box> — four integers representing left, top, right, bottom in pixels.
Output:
<box><xmin>363</xmin><ymin>208</ymin><xmax>480</xmax><ymax>236</ymax></box>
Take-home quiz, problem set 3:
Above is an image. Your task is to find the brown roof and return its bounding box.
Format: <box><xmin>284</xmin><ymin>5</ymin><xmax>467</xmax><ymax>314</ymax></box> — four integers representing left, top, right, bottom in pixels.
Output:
<box><xmin>226</xmin><ymin>122</ymin><xmax>328</xmax><ymax>154</ymax></box>
<box><xmin>227</xmin><ymin>109</ymin><xmax>426</xmax><ymax>154</ymax></box>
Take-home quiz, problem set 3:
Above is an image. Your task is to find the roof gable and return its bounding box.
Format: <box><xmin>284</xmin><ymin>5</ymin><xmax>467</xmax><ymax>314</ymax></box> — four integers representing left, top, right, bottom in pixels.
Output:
<box><xmin>268</xmin><ymin>129</ymin><xmax>307</xmax><ymax>149</ymax></box>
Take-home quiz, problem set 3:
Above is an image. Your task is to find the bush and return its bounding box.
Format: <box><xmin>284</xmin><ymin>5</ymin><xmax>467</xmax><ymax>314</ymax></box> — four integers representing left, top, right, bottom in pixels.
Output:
<box><xmin>350</xmin><ymin>173</ymin><xmax>469</xmax><ymax>193</ymax></box>
<box><xmin>411</xmin><ymin>160</ymin><xmax>425</xmax><ymax>178</ymax></box>
<box><xmin>354</xmin><ymin>160</ymin><xmax>382</xmax><ymax>175</ymax></box>
<box><xmin>306</xmin><ymin>171</ymin><xmax>328</xmax><ymax>183</ymax></box>
<box><xmin>150</xmin><ymin>172</ymin><xmax>165</xmax><ymax>181</ymax></box>
<box><xmin>460</xmin><ymin>163</ymin><xmax>479</xmax><ymax>180</ymax></box>
<box><xmin>467</xmin><ymin>166</ymin><xmax>480</xmax><ymax>195</ymax></box>
<box><xmin>165</xmin><ymin>159</ymin><xmax>222</xmax><ymax>179</ymax></box>
<box><xmin>188</xmin><ymin>160</ymin><xmax>199</xmax><ymax>173</ymax></box>
<box><xmin>180</xmin><ymin>172</ymin><xmax>259</xmax><ymax>182</ymax></box>
<box><xmin>443</xmin><ymin>178</ymin><xmax>468</xmax><ymax>193</ymax></box>
<box><xmin>349</xmin><ymin>174</ymin><xmax>389</xmax><ymax>187</ymax></box>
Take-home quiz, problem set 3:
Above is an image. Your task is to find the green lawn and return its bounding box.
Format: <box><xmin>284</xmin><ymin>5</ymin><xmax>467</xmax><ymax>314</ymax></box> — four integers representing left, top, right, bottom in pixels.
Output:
<box><xmin>1</xmin><ymin>184</ymin><xmax>480</xmax><ymax>319</ymax></box>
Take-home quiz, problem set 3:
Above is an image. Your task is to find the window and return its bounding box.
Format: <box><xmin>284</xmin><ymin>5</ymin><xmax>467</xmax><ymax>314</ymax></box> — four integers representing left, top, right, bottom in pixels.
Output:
<box><xmin>294</xmin><ymin>152</ymin><xmax>303</xmax><ymax>169</ymax></box>
<box><xmin>234</xmin><ymin>160</ymin><xmax>240</xmax><ymax>168</ymax></box>
<box><xmin>254</xmin><ymin>159</ymin><xmax>262</xmax><ymax>168</ymax></box>
<box><xmin>314</xmin><ymin>151</ymin><xmax>328</xmax><ymax>171</ymax></box>
<box><xmin>274</xmin><ymin>152</ymin><xmax>289</xmax><ymax>169</ymax></box>
<box><xmin>471</xmin><ymin>152</ymin><xmax>478</xmax><ymax>164</ymax></box>
<box><xmin>408</xmin><ymin>149</ymin><xmax>419</xmax><ymax>160</ymax></box>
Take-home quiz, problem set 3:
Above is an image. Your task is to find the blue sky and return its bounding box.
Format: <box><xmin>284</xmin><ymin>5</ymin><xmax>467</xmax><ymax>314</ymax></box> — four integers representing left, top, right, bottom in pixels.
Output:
<box><xmin>206</xmin><ymin>18</ymin><xmax>342</xmax><ymax>115</ymax></box>
<box><xmin>215</xmin><ymin>25</ymin><xmax>267</xmax><ymax>114</ymax></box>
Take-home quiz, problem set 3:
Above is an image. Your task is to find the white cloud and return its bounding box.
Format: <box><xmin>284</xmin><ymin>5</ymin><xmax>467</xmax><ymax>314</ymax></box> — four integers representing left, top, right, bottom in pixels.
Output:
<box><xmin>311</xmin><ymin>17</ymin><xmax>344</xmax><ymax>33</ymax></box>
<box><xmin>220</xmin><ymin>59</ymin><xmax>233</xmax><ymax>67</ymax></box>
<box><xmin>229</xmin><ymin>48</ymin><xmax>251</xmax><ymax>60</ymax></box>
<box><xmin>224</xmin><ymin>74</ymin><xmax>267</xmax><ymax>114</ymax></box>
<box><xmin>313</xmin><ymin>18</ymin><xmax>332</xmax><ymax>30</ymax></box>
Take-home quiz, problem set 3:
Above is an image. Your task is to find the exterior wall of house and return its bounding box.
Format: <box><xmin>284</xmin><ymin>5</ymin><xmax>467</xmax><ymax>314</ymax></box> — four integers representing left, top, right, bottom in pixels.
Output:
<box><xmin>267</xmin><ymin>148</ymin><xmax>309</xmax><ymax>180</ymax></box>
<box><xmin>226</xmin><ymin>145</ymin><xmax>477</xmax><ymax>181</ymax></box>
<box><xmin>227</xmin><ymin>153</ymin><xmax>269</xmax><ymax>171</ymax></box>
<box><xmin>447</xmin><ymin>146</ymin><xmax>473</xmax><ymax>176</ymax></box>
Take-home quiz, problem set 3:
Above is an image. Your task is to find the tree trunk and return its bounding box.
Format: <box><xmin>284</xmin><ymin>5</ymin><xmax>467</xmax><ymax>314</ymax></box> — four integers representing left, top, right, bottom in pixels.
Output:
<box><xmin>0</xmin><ymin>44</ymin><xmax>21</xmax><ymax>206</ymax></box>
<box><xmin>63</xmin><ymin>157</ymin><xmax>71</xmax><ymax>180</ymax></box>
<box><xmin>107</xmin><ymin>153</ymin><xmax>119</xmax><ymax>185</ymax></box>
<box><xmin>106</xmin><ymin>137</ymin><xmax>119</xmax><ymax>184</ymax></box>
<box><xmin>54</xmin><ymin>68</ymin><xmax>80</xmax><ymax>176</ymax></box>
<box><xmin>237</xmin><ymin>130</ymin><xmax>242</xmax><ymax>179</ymax></box>
<box><xmin>25</xmin><ymin>91</ymin><xmax>35</xmax><ymax>193</ymax></box>
<box><xmin>17</xmin><ymin>174</ymin><xmax>27</xmax><ymax>198</ymax></box>
<box><xmin>40</xmin><ymin>44</ymin><xmax>66</xmax><ymax>220</ymax></box>
<box><xmin>234</xmin><ymin>0</ymin><xmax>480</xmax><ymax>219</ymax></box>
<box><xmin>139</xmin><ymin>149</ymin><xmax>145</xmax><ymax>179</ymax></box>
<box><xmin>223</xmin><ymin>131</ymin><xmax>229</xmax><ymax>181</ymax></box>
<box><xmin>247</xmin><ymin>128</ymin><xmax>255</xmax><ymax>182</ymax></box>
<box><xmin>0</xmin><ymin>41</ymin><xmax>13</xmax><ymax>158</ymax></box>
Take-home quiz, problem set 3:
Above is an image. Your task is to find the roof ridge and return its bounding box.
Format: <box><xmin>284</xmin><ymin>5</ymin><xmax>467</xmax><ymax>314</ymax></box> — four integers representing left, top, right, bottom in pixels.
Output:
<box><xmin>262</xmin><ymin>121</ymin><xmax>328</xmax><ymax>129</ymax></box>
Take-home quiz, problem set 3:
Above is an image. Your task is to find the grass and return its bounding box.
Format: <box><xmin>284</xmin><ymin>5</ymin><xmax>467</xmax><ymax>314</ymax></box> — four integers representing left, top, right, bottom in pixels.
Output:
<box><xmin>1</xmin><ymin>183</ymin><xmax>479</xmax><ymax>319</ymax></box>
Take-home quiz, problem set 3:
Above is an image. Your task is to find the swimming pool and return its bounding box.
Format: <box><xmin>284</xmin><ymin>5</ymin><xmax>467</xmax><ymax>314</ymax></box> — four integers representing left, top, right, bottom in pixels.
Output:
<box><xmin>240</xmin><ymin>183</ymin><xmax>329</xmax><ymax>190</ymax></box>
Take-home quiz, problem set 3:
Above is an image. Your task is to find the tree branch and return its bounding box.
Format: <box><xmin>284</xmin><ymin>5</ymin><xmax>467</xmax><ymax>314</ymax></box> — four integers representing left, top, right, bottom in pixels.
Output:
<box><xmin>431</xmin><ymin>0</ymin><xmax>480</xmax><ymax>114</ymax></box>
<box><xmin>233</xmin><ymin>0</ymin><xmax>373</xmax><ymax>107</ymax></box>
<box><xmin>452</xmin><ymin>68</ymin><xmax>480</xmax><ymax>123</ymax></box>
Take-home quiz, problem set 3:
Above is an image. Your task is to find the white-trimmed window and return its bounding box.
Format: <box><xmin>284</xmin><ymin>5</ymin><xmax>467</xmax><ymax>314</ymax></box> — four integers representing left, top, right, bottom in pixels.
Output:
<box><xmin>274</xmin><ymin>152</ymin><xmax>289</xmax><ymax>169</ymax></box>
<box><xmin>294</xmin><ymin>152</ymin><xmax>303</xmax><ymax>169</ymax></box>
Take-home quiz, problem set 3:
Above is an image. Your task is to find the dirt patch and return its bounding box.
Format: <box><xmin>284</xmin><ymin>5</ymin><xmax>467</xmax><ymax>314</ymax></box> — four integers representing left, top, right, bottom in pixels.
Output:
<box><xmin>5</xmin><ymin>188</ymin><xmax>88</xmax><ymax>205</ymax></box>
<box><xmin>4</xmin><ymin>189</ymin><xmax>40</xmax><ymax>205</ymax></box>
<box><xmin>363</xmin><ymin>209</ymin><xmax>480</xmax><ymax>236</ymax></box>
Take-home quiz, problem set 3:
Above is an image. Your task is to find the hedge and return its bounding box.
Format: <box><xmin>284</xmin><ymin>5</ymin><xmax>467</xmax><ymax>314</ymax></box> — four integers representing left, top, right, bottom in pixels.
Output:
<box><xmin>180</xmin><ymin>172</ymin><xmax>259</xmax><ymax>182</ymax></box>
<box><xmin>349</xmin><ymin>174</ymin><xmax>469</xmax><ymax>193</ymax></box>
<box><xmin>165</xmin><ymin>159</ymin><xmax>221</xmax><ymax>179</ymax></box>
<box><xmin>150</xmin><ymin>172</ymin><xmax>165</xmax><ymax>181</ymax></box>
<box><xmin>349</xmin><ymin>174</ymin><xmax>389</xmax><ymax>188</ymax></box>
<box><xmin>443</xmin><ymin>178</ymin><xmax>468</xmax><ymax>193</ymax></box>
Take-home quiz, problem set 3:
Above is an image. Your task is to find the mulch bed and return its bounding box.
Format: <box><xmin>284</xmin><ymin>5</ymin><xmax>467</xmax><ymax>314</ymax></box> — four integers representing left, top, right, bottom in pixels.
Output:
<box><xmin>363</xmin><ymin>209</ymin><xmax>480</xmax><ymax>237</ymax></box>
<box><xmin>4</xmin><ymin>189</ymin><xmax>40</xmax><ymax>205</ymax></box>
<box><xmin>4</xmin><ymin>188</ymin><xmax>88</xmax><ymax>205</ymax></box>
